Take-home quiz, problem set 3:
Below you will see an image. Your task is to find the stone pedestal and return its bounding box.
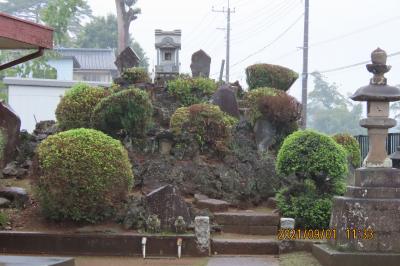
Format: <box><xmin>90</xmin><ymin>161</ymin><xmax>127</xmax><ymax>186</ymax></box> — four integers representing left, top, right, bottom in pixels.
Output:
<box><xmin>314</xmin><ymin>168</ymin><xmax>400</xmax><ymax>265</ymax></box>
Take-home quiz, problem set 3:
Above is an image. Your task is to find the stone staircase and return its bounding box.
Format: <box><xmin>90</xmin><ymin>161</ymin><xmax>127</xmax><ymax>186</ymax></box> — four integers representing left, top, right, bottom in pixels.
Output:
<box><xmin>211</xmin><ymin>209</ymin><xmax>280</xmax><ymax>255</ymax></box>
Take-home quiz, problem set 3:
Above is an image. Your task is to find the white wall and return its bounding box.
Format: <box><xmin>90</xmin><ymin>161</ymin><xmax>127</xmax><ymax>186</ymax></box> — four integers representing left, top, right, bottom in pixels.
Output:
<box><xmin>47</xmin><ymin>58</ymin><xmax>74</xmax><ymax>80</ymax></box>
<box><xmin>4</xmin><ymin>78</ymin><xmax>110</xmax><ymax>132</ymax></box>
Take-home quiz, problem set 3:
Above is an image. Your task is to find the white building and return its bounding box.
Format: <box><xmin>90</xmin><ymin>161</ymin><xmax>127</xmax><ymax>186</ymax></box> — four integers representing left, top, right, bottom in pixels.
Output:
<box><xmin>155</xmin><ymin>29</ymin><xmax>181</xmax><ymax>80</ymax></box>
<box><xmin>3</xmin><ymin>78</ymin><xmax>109</xmax><ymax>132</ymax></box>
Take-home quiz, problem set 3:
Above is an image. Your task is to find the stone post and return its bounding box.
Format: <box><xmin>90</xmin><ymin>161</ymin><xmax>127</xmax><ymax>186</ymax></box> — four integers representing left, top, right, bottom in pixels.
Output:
<box><xmin>194</xmin><ymin>216</ymin><xmax>210</xmax><ymax>256</ymax></box>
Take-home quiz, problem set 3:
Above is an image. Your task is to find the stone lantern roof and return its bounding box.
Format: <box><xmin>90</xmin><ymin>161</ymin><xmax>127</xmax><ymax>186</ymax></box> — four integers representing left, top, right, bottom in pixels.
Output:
<box><xmin>351</xmin><ymin>48</ymin><xmax>400</xmax><ymax>101</ymax></box>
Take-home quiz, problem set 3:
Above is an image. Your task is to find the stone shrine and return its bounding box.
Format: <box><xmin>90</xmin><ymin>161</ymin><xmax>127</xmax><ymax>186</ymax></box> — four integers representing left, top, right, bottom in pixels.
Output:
<box><xmin>313</xmin><ymin>48</ymin><xmax>400</xmax><ymax>266</ymax></box>
<box><xmin>190</xmin><ymin>50</ymin><xmax>211</xmax><ymax>78</ymax></box>
<box><xmin>114</xmin><ymin>47</ymin><xmax>140</xmax><ymax>74</ymax></box>
<box><xmin>154</xmin><ymin>29</ymin><xmax>181</xmax><ymax>81</ymax></box>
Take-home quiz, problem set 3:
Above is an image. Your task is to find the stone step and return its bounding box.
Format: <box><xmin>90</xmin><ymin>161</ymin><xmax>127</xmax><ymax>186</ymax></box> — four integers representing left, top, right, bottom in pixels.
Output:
<box><xmin>221</xmin><ymin>225</ymin><xmax>278</xmax><ymax>235</ymax></box>
<box><xmin>211</xmin><ymin>238</ymin><xmax>279</xmax><ymax>255</ymax></box>
<box><xmin>214</xmin><ymin>211</ymin><xmax>280</xmax><ymax>227</ymax></box>
<box><xmin>195</xmin><ymin>198</ymin><xmax>229</xmax><ymax>212</ymax></box>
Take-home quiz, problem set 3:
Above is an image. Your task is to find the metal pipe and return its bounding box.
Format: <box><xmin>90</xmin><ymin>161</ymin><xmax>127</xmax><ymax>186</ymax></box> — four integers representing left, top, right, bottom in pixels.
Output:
<box><xmin>142</xmin><ymin>237</ymin><xmax>147</xmax><ymax>259</ymax></box>
<box><xmin>177</xmin><ymin>238</ymin><xmax>182</xmax><ymax>259</ymax></box>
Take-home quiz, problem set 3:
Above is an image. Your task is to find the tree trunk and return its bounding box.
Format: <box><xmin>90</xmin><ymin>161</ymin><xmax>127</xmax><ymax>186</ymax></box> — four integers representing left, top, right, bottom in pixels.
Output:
<box><xmin>115</xmin><ymin>0</ymin><xmax>128</xmax><ymax>54</ymax></box>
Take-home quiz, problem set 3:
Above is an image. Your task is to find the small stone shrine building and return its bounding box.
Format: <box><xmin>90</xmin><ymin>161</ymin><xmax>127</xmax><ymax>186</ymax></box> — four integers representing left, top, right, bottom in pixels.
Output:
<box><xmin>155</xmin><ymin>29</ymin><xmax>181</xmax><ymax>81</ymax></box>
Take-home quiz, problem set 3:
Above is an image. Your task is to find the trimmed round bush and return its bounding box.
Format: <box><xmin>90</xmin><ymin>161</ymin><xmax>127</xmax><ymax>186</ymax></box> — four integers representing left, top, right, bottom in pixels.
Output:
<box><xmin>122</xmin><ymin>67</ymin><xmax>151</xmax><ymax>84</ymax></box>
<box><xmin>170</xmin><ymin>103</ymin><xmax>237</xmax><ymax>150</ymax></box>
<box><xmin>55</xmin><ymin>83</ymin><xmax>109</xmax><ymax>130</ymax></box>
<box><xmin>277</xmin><ymin>130</ymin><xmax>348</xmax><ymax>194</ymax></box>
<box><xmin>91</xmin><ymin>88</ymin><xmax>153</xmax><ymax>138</ymax></box>
<box><xmin>246</xmin><ymin>63</ymin><xmax>298</xmax><ymax>91</ymax></box>
<box><xmin>36</xmin><ymin>128</ymin><xmax>133</xmax><ymax>223</ymax></box>
<box><xmin>245</xmin><ymin>87</ymin><xmax>279</xmax><ymax>125</ymax></box>
<box><xmin>332</xmin><ymin>133</ymin><xmax>361</xmax><ymax>168</ymax></box>
<box><xmin>167</xmin><ymin>77</ymin><xmax>217</xmax><ymax>106</ymax></box>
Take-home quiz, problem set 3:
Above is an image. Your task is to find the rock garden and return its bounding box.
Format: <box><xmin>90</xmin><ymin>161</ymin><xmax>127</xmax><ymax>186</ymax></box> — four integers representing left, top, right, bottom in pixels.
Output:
<box><xmin>0</xmin><ymin>63</ymin><xmax>358</xmax><ymax>259</ymax></box>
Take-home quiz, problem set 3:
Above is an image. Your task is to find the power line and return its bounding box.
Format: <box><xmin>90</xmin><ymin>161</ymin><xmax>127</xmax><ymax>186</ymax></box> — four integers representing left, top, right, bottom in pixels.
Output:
<box><xmin>231</xmin><ymin>0</ymin><xmax>300</xmax><ymax>43</ymax></box>
<box><xmin>309</xmin><ymin>15</ymin><xmax>400</xmax><ymax>48</ymax></box>
<box><xmin>313</xmin><ymin>51</ymin><xmax>400</xmax><ymax>74</ymax></box>
<box><xmin>230</xmin><ymin>12</ymin><xmax>304</xmax><ymax>69</ymax></box>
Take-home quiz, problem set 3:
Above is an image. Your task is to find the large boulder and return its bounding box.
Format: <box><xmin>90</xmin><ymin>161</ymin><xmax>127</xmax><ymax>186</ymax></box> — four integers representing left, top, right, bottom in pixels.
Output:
<box><xmin>211</xmin><ymin>84</ymin><xmax>240</xmax><ymax>118</ymax></box>
<box><xmin>145</xmin><ymin>185</ymin><xmax>191</xmax><ymax>231</ymax></box>
<box><xmin>0</xmin><ymin>101</ymin><xmax>21</xmax><ymax>169</ymax></box>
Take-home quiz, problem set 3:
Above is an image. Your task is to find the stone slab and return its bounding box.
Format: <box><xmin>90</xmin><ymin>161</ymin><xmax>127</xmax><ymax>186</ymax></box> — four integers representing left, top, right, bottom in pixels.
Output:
<box><xmin>221</xmin><ymin>225</ymin><xmax>277</xmax><ymax>235</ymax></box>
<box><xmin>0</xmin><ymin>232</ymin><xmax>205</xmax><ymax>257</ymax></box>
<box><xmin>313</xmin><ymin>243</ymin><xmax>400</xmax><ymax>266</ymax></box>
<box><xmin>214</xmin><ymin>212</ymin><xmax>280</xmax><ymax>226</ymax></box>
<box><xmin>207</xmin><ymin>256</ymin><xmax>278</xmax><ymax>266</ymax></box>
<box><xmin>346</xmin><ymin>186</ymin><xmax>400</xmax><ymax>198</ymax></box>
<box><xmin>211</xmin><ymin>239</ymin><xmax>279</xmax><ymax>255</ymax></box>
<box><xmin>196</xmin><ymin>199</ymin><xmax>229</xmax><ymax>212</ymax></box>
<box><xmin>0</xmin><ymin>255</ymin><xmax>74</xmax><ymax>266</ymax></box>
<box><xmin>355</xmin><ymin>167</ymin><xmax>400</xmax><ymax>187</ymax></box>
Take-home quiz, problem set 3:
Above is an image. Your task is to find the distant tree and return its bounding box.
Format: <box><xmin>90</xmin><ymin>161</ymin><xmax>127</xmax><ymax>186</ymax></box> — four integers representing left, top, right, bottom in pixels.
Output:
<box><xmin>75</xmin><ymin>14</ymin><xmax>149</xmax><ymax>70</ymax></box>
<box><xmin>41</xmin><ymin>0</ymin><xmax>92</xmax><ymax>46</ymax></box>
<box><xmin>307</xmin><ymin>72</ymin><xmax>365</xmax><ymax>135</ymax></box>
<box><xmin>115</xmin><ymin>0</ymin><xmax>141</xmax><ymax>54</ymax></box>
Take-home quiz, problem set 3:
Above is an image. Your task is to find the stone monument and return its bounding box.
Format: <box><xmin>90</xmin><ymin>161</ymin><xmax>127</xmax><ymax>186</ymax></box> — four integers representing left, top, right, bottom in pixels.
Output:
<box><xmin>313</xmin><ymin>48</ymin><xmax>400</xmax><ymax>266</ymax></box>
<box><xmin>190</xmin><ymin>50</ymin><xmax>211</xmax><ymax>78</ymax></box>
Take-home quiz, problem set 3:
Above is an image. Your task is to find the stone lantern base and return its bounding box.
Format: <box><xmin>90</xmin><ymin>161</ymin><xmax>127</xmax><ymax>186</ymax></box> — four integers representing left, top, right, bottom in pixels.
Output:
<box><xmin>313</xmin><ymin>167</ymin><xmax>400</xmax><ymax>266</ymax></box>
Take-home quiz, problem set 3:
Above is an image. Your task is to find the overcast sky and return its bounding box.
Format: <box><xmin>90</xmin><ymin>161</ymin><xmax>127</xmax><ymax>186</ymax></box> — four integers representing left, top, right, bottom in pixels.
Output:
<box><xmin>86</xmin><ymin>0</ymin><xmax>400</xmax><ymax>101</ymax></box>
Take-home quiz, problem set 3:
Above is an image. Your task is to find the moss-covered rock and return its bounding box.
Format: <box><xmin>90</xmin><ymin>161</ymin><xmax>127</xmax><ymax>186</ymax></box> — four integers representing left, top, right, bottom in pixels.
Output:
<box><xmin>36</xmin><ymin>128</ymin><xmax>133</xmax><ymax>223</ymax></box>
<box><xmin>91</xmin><ymin>88</ymin><xmax>153</xmax><ymax>138</ymax></box>
<box><xmin>246</xmin><ymin>63</ymin><xmax>298</xmax><ymax>91</ymax></box>
<box><xmin>55</xmin><ymin>83</ymin><xmax>109</xmax><ymax>130</ymax></box>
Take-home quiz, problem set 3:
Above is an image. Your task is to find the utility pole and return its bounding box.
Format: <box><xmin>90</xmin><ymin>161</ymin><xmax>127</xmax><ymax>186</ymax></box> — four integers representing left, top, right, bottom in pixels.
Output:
<box><xmin>301</xmin><ymin>0</ymin><xmax>309</xmax><ymax>129</ymax></box>
<box><xmin>212</xmin><ymin>0</ymin><xmax>235</xmax><ymax>84</ymax></box>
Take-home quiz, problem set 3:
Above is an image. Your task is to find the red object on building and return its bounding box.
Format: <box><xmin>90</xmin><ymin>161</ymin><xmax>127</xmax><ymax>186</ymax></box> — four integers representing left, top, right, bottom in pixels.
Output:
<box><xmin>0</xmin><ymin>12</ymin><xmax>53</xmax><ymax>70</ymax></box>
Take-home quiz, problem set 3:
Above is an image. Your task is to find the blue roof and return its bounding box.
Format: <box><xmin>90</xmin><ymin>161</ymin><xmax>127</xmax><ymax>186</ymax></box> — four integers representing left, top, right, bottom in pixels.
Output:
<box><xmin>55</xmin><ymin>48</ymin><xmax>117</xmax><ymax>71</ymax></box>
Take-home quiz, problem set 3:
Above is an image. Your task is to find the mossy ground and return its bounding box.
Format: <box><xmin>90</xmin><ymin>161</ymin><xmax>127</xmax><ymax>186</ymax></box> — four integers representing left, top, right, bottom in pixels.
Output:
<box><xmin>279</xmin><ymin>252</ymin><xmax>322</xmax><ymax>266</ymax></box>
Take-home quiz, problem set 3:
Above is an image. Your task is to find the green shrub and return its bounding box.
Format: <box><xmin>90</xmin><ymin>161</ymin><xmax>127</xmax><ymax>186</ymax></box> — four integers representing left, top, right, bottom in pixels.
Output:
<box><xmin>91</xmin><ymin>88</ymin><xmax>153</xmax><ymax>138</ymax></box>
<box><xmin>170</xmin><ymin>103</ymin><xmax>237</xmax><ymax>151</ymax></box>
<box><xmin>0</xmin><ymin>211</ymin><xmax>8</xmax><ymax>229</ymax></box>
<box><xmin>276</xmin><ymin>180</ymin><xmax>333</xmax><ymax>229</ymax></box>
<box><xmin>167</xmin><ymin>77</ymin><xmax>217</xmax><ymax>106</ymax></box>
<box><xmin>36</xmin><ymin>128</ymin><xmax>133</xmax><ymax>223</ymax></box>
<box><xmin>277</xmin><ymin>130</ymin><xmax>348</xmax><ymax>193</ymax></box>
<box><xmin>332</xmin><ymin>133</ymin><xmax>361</xmax><ymax>168</ymax></box>
<box><xmin>122</xmin><ymin>67</ymin><xmax>151</xmax><ymax>84</ymax></box>
<box><xmin>55</xmin><ymin>83</ymin><xmax>109</xmax><ymax>130</ymax></box>
<box><xmin>246</xmin><ymin>63</ymin><xmax>298</xmax><ymax>91</ymax></box>
<box><xmin>276</xmin><ymin>130</ymin><xmax>348</xmax><ymax>229</ymax></box>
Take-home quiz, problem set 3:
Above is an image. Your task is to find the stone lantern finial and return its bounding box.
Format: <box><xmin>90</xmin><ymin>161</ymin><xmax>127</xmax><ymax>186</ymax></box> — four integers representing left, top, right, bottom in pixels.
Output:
<box><xmin>367</xmin><ymin>48</ymin><xmax>391</xmax><ymax>85</ymax></box>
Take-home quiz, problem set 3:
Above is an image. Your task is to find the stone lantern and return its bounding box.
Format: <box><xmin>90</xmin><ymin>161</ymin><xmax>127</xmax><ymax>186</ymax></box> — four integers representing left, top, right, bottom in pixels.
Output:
<box><xmin>351</xmin><ymin>48</ymin><xmax>400</xmax><ymax>167</ymax></box>
<box><xmin>313</xmin><ymin>48</ymin><xmax>400</xmax><ymax>266</ymax></box>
